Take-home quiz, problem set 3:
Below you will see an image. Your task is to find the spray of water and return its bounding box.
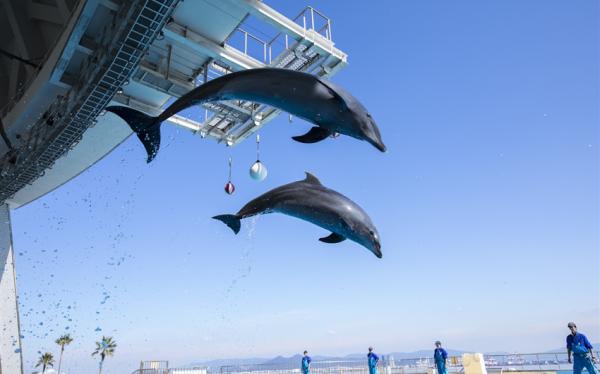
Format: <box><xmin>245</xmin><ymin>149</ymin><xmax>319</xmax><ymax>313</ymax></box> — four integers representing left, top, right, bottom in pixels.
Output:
<box><xmin>218</xmin><ymin>216</ymin><xmax>259</xmax><ymax>327</ymax></box>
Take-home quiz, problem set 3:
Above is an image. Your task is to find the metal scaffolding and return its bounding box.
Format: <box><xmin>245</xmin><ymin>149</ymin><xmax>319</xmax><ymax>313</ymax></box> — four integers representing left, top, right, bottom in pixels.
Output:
<box><xmin>0</xmin><ymin>0</ymin><xmax>180</xmax><ymax>203</ymax></box>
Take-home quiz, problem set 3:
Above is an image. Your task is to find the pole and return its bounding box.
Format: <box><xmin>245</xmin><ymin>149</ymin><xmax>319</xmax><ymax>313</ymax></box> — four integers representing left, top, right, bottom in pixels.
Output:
<box><xmin>0</xmin><ymin>204</ymin><xmax>24</xmax><ymax>374</ymax></box>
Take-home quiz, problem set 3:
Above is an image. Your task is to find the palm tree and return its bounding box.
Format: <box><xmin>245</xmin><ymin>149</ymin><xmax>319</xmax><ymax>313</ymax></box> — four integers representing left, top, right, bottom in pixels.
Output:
<box><xmin>55</xmin><ymin>333</ymin><xmax>73</xmax><ymax>373</ymax></box>
<box><xmin>91</xmin><ymin>336</ymin><xmax>117</xmax><ymax>374</ymax></box>
<box><xmin>36</xmin><ymin>352</ymin><xmax>54</xmax><ymax>374</ymax></box>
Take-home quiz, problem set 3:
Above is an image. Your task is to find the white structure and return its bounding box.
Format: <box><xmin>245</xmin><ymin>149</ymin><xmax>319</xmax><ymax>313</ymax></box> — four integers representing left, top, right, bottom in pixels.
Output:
<box><xmin>136</xmin><ymin>360</ymin><xmax>208</xmax><ymax>374</ymax></box>
<box><xmin>0</xmin><ymin>0</ymin><xmax>347</xmax><ymax>372</ymax></box>
<box><xmin>0</xmin><ymin>204</ymin><xmax>22</xmax><ymax>374</ymax></box>
<box><xmin>462</xmin><ymin>354</ymin><xmax>488</xmax><ymax>374</ymax></box>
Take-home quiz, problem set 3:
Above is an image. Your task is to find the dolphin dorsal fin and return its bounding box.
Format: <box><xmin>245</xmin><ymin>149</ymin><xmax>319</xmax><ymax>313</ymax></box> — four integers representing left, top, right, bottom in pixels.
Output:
<box><xmin>303</xmin><ymin>172</ymin><xmax>322</xmax><ymax>185</ymax></box>
<box><xmin>318</xmin><ymin>78</ymin><xmax>350</xmax><ymax>110</ymax></box>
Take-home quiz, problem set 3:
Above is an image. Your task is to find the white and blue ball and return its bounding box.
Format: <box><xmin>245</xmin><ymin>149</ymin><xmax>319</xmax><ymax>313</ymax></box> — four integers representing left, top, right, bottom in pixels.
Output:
<box><xmin>249</xmin><ymin>161</ymin><xmax>268</xmax><ymax>181</ymax></box>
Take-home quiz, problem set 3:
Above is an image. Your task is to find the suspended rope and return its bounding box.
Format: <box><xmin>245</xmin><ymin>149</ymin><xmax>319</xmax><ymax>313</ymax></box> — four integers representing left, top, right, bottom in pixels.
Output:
<box><xmin>224</xmin><ymin>156</ymin><xmax>235</xmax><ymax>195</ymax></box>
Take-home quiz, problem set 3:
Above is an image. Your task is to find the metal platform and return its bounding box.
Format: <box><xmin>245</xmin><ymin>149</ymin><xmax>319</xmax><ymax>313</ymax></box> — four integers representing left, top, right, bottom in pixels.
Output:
<box><xmin>116</xmin><ymin>2</ymin><xmax>347</xmax><ymax>146</ymax></box>
<box><xmin>0</xmin><ymin>0</ymin><xmax>347</xmax><ymax>208</ymax></box>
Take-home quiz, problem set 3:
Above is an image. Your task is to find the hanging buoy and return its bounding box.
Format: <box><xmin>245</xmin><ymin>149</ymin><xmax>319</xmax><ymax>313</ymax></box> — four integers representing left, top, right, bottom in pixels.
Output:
<box><xmin>249</xmin><ymin>161</ymin><xmax>267</xmax><ymax>181</ymax></box>
<box><xmin>249</xmin><ymin>134</ymin><xmax>268</xmax><ymax>181</ymax></box>
<box><xmin>224</xmin><ymin>157</ymin><xmax>235</xmax><ymax>195</ymax></box>
<box><xmin>288</xmin><ymin>113</ymin><xmax>293</xmax><ymax>123</ymax></box>
<box><xmin>224</xmin><ymin>181</ymin><xmax>235</xmax><ymax>194</ymax></box>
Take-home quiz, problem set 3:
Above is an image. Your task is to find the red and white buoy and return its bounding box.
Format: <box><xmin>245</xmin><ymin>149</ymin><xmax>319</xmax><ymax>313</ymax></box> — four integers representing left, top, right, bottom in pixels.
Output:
<box><xmin>224</xmin><ymin>157</ymin><xmax>235</xmax><ymax>195</ymax></box>
<box><xmin>224</xmin><ymin>181</ymin><xmax>235</xmax><ymax>195</ymax></box>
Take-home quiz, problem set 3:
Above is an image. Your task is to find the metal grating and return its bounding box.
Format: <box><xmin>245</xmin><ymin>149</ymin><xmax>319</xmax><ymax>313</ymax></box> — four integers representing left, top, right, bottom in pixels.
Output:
<box><xmin>198</xmin><ymin>37</ymin><xmax>332</xmax><ymax>145</ymax></box>
<box><xmin>0</xmin><ymin>0</ymin><xmax>181</xmax><ymax>204</ymax></box>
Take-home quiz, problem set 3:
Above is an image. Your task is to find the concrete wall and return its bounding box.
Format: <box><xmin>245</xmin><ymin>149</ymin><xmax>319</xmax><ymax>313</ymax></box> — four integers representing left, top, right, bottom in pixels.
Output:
<box><xmin>0</xmin><ymin>204</ymin><xmax>23</xmax><ymax>374</ymax></box>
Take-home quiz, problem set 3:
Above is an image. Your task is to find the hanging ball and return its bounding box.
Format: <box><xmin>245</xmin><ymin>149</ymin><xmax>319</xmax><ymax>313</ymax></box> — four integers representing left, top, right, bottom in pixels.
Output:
<box><xmin>224</xmin><ymin>181</ymin><xmax>235</xmax><ymax>195</ymax></box>
<box><xmin>249</xmin><ymin>161</ymin><xmax>268</xmax><ymax>181</ymax></box>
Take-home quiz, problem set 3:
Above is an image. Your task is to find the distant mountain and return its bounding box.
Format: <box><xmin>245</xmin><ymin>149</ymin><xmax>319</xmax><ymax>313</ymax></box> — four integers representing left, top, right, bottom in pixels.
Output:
<box><xmin>187</xmin><ymin>357</ymin><xmax>267</xmax><ymax>369</ymax></box>
<box><xmin>386</xmin><ymin>349</ymin><xmax>466</xmax><ymax>359</ymax></box>
<box><xmin>542</xmin><ymin>343</ymin><xmax>599</xmax><ymax>354</ymax></box>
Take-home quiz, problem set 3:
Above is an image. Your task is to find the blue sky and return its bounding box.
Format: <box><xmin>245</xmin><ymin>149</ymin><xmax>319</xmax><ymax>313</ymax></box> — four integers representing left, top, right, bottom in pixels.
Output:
<box><xmin>9</xmin><ymin>0</ymin><xmax>599</xmax><ymax>373</ymax></box>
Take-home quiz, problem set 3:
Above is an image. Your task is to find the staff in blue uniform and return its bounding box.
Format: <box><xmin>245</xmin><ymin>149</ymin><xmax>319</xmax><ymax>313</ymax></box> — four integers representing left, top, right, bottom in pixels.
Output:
<box><xmin>302</xmin><ymin>350</ymin><xmax>312</xmax><ymax>374</ymax></box>
<box><xmin>368</xmin><ymin>347</ymin><xmax>379</xmax><ymax>374</ymax></box>
<box><xmin>434</xmin><ymin>341</ymin><xmax>448</xmax><ymax>374</ymax></box>
<box><xmin>567</xmin><ymin>322</ymin><xmax>598</xmax><ymax>374</ymax></box>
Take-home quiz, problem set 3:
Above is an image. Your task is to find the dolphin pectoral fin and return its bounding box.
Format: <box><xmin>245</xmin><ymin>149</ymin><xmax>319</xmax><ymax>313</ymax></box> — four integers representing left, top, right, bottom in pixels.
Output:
<box><xmin>292</xmin><ymin>127</ymin><xmax>331</xmax><ymax>143</ymax></box>
<box><xmin>319</xmin><ymin>232</ymin><xmax>346</xmax><ymax>243</ymax></box>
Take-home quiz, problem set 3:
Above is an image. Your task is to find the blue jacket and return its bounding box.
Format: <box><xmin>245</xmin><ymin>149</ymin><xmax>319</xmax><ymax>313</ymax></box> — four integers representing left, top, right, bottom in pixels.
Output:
<box><xmin>434</xmin><ymin>348</ymin><xmax>448</xmax><ymax>362</ymax></box>
<box><xmin>368</xmin><ymin>352</ymin><xmax>379</xmax><ymax>368</ymax></box>
<box><xmin>302</xmin><ymin>356</ymin><xmax>312</xmax><ymax>372</ymax></box>
<box><xmin>567</xmin><ymin>333</ymin><xmax>593</xmax><ymax>352</ymax></box>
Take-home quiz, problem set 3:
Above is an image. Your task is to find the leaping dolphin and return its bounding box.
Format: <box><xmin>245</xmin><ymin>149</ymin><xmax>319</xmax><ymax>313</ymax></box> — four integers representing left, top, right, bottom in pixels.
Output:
<box><xmin>213</xmin><ymin>172</ymin><xmax>382</xmax><ymax>258</ymax></box>
<box><xmin>105</xmin><ymin>68</ymin><xmax>386</xmax><ymax>162</ymax></box>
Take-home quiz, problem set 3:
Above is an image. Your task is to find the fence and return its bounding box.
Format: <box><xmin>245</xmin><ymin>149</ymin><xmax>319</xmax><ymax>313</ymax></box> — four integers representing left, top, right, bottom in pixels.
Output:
<box><xmin>133</xmin><ymin>351</ymin><xmax>600</xmax><ymax>374</ymax></box>
<box><xmin>225</xmin><ymin>5</ymin><xmax>334</xmax><ymax>65</ymax></box>
<box><xmin>219</xmin><ymin>352</ymin><xmax>600</xmax><ymax>374</ymax></box>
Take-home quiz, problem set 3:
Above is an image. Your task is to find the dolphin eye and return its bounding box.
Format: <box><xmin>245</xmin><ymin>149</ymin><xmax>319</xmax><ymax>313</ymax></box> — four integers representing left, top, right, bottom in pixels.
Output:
<box><xmin>369</xmin><ymin>230</ymin><xmax>374</xmax><ymax>236</ymax></box>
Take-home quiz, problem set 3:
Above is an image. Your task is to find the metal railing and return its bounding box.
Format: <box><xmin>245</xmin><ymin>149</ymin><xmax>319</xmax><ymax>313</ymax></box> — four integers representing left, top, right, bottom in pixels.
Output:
<box><xmin>219</xmin><ymin>352</ymin><xmax>600</xmax><ymax>374</ymax></box>
<box><xmin>227</xmin><ymin>28</ymin><xmax>269</xmax><ymax>64</ymax></box>
<box><xmin>225</xmin><ymin>5</ymin><xmax>333</xmax><ymax>65</ymax></box>
<box><xmin>132</xmin><ymin>370</ymin><xmax>170</xmax><ymax>374</ymax></box>
<box><xmin>219</xmin><ymin>358</ymin><xmax>444</xmax><ymax>374</ymax></box>
<box><xmin>201</xmin><ymin>4</ymin><xmax>336</xmax><ymax>146</ymax></box>
<box><xmin>482</xmin><ymin>351</ymin><xmax>599</xmax><ymax>372</ymax></box>
<box><xmin>131</xmin><ymin>366</ymin><xmax>207</xmax><ymax>374</ymax></box>
<box><xmin>292</xmin><ymin>6</ymin><xmax>333</xmax><ymax>41</ymax></box>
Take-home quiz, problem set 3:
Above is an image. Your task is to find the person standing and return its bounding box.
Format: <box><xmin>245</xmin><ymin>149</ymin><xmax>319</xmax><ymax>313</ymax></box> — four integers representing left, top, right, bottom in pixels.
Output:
<box><xmin>302</xmin><ymin>350</ymin><xmax>312</xmax><ymax>374</ymax></box>
<box><xmin>368</xmin><ymin>347</ymin><xmax>380</xmax><ymax>374</ymax></box>
<box><xmin>434</xmin><ymin>341</ymin><xmax>448</xmax><ymax>374</ymax></box>
<box><xmin>567</xmin><ymin>322</ymin><xmax>598</xmax><ymax>374</ymax></box>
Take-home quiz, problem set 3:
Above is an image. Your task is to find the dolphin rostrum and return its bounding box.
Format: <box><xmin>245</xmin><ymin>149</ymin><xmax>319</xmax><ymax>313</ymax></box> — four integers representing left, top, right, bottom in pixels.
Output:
<box><xmin>105</xmin><ymin>68</ymin><xmax>386</xmax><ymax>162</ymax></box>
<box><xmin>213</xmin><ymin>172</ymin><xmax>382</xmax><ymax>258</ymax></box>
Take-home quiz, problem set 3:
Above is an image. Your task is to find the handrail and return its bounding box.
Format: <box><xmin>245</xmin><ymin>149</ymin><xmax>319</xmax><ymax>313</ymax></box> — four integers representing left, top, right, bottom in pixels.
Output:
<box><xmin>226</xmin><ymin>5</ymin><xmax>334</xmax><ymax>65</ymax></box>
<box><xmin>218</xmin><ymin>351</ymin><xmax>600</xmax><ymax>374</ymax></box>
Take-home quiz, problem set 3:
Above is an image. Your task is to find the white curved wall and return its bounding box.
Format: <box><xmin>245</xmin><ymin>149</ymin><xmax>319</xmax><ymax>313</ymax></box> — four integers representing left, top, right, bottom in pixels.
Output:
<box><xmin>7</xmin><ymin>112</ymin><xmax>132</xmax><ymax>209</ymax></box>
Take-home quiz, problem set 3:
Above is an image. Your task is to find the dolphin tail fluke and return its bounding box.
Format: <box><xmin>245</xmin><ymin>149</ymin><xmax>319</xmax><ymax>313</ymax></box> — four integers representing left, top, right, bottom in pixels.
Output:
<box><xmin>212</xmin><ymin>214</ymin><xmax>241</xmax><ymax>234</ymax></box>
<box><xmin>292</xmin><ymin>127</ymin><xmax>331</xmax><ymax>143</ymax></box>
<box><xmin>105</xmin><ymin>106</ymin><xmax>161</xmax><ymax>162</ymax></box>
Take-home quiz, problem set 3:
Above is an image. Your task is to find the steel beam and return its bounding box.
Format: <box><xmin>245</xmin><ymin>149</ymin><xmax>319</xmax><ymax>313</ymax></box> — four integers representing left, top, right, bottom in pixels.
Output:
<box><xmin>55</xmin><ymin>0</ymin><xmax>72</xmax><ymax>21</ymax></box>
<box><xmin>163</xmin><ymin>22</ymin><xmax>265</xmax><ymax>71</ymax></box>
<box><xmin>26</xmin><ymin>0</ymin><xmax>67</xmax><ymax>25</ymax></box>
<box><xmin>1</xmin><ymin>0</ymin><xmax>46</xmax><ymax>62</ymax></box>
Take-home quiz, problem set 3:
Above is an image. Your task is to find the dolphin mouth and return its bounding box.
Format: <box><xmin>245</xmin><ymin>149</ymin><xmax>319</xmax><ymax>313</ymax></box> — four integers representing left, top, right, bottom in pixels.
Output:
<box><xmin>367</xmin><ymin>136</ymin><xmax>387</xmax><ymax>153</ymax></box>
<box><xmin>373</xmin><ymin>242</ymin><xmax>382</xmax><ymax>258</ymax></box>
<box><xmin>374</xmin><ymin>141</ymin><xmax>387</xmax><ymax>153</ymax></box>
